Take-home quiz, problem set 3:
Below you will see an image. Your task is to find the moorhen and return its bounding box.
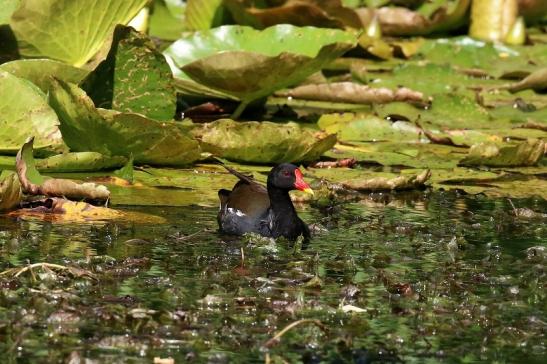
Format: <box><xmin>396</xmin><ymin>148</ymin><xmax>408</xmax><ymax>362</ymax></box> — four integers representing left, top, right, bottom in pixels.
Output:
<box><xmin>218</xmin><ymin>164</ymin><xmax>313</xmax><ymax>241</ymax></box>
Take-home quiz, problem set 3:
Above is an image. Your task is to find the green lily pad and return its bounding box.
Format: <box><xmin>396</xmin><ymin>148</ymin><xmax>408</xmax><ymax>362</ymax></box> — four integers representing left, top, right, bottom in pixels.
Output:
<box><xmin>10</xmin><ymin>0</ymin><xmax>148</xmax><ymax>66</ymax></box>
<box><xmin>0</xmin><ymin>0</ymin><xmax>20</xmax><ymax>24</ymax></box>
<box><xmin>190</xmin><ymin>119</ymin><xmax>337</xmax><ymax>164</ymax></box>
<box><xmin>81</xmin><ymin>25</ymin><xmax>176</xmax><ymax>121</ymax></box>
<box><xmin>459</xmin><ymin>139</ymin><xmax>545</xmax><ymax>167</ymax></box>
<box><xmin>36</xmin><ymin>152</ymin><xmax>128</xmax><ymax>172</ymax></box>
<box><xmin>0</xmin><ymin>59</ymin><xmax>88</xmax><ymax>92</ymax></box>
<box><xmin>430</xmin><ymin>167</ymin><xmax>547</xmax><ymax>199</ymax></box>
<box><xmin>325</xmin><ymin>141</ymin><xmax>465</xmax><ymax>169</ymax></box>
<box><xmin>185</xmin><ymin>0</ymin><xmax>224</xmax><ymax>30</ymax></box>
<box><xmin>417</xmin><ymin>37</ymin><xmax>546</xmax><ymax>78</ymax></box>
<box><xmin>148</xmin><ymin>0</ymin><xmax>186</xmax><ymax>41</ymax></box>
<box><xmin>0</xmin><ymin>70</ymin><xmax>64</xmax><ymax>155</ymax></box>
<box><xmin>48</xmin><ymin>79</ymin><xmax>200</xmax><ymax>166</ymax></box>
<box><xmin>164</xmin><ymin>24</ymin><xmax>356</xmax><ymax>117</ymax></box>
<box><xmin>318</xmin><ymin>113</ymin><xmax>423</xmax><ymax>142</ymax></box>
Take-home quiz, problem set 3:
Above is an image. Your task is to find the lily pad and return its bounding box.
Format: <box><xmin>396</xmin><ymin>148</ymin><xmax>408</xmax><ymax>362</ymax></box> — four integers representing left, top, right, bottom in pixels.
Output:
<box><xmin>190</xmin><ymin>119</ymin><xmax>337</xmax><ymax>164</ymax></box>
<box><xmin>507</xmin><ymin>68</ymin><xmax>547</xmax><ymax>93</ymax></box>
<box><xmin>469</xmin><ymin>0</ymin><xmax>517</xmax><ymax>42</ymax></box>
<box><xmin>164</xmin><ymin>24</ymin><xmax>356</xmax><ymax>117</ymax></box>
<box><xmin>224</xmin><ymin>0</ymin><xmax>363</xmax><ymax>29</ymax></box>
<box><xmin>459</xmin><ymin>139</ymin><xmax>545</xmax><ymax>167</ymax></box>
<box><xmin>324</xmin><ymin>141</ymin><xmax>465</xmax><ymax>169</ymax></box>
<box><xmin>318</xmin><ymin>113</ymin><xmax>423</xmax><ymax>142</ymax></box>
<box><xmin>0</xmin><ymin>172</ymin><xmax>22</xmax><ymax>212</ymax></box>
<box><xmin>16</xmin><ymin>137</ymin><xmax>111</xmax><ymax>201</ymax></box>
<box><xmin>341</xmin><ymin>169</ymin><xmax>431</xmax><ymax>191</ymax></box>
<box><xmin>81</xmin><ymin>25</ymin><xmax>177</xmax><ymax>121</ymax></box>
<box><xmin>48</xmin><ymin>79</ymin><xmax>200</xmax><ymax>166</ymax></box>
<box><xmin>148</xmin><ymin>0</ymin><xmax>186</xmax><ymax>41</ymax></box>
<box><xmin>10</xmin><ymin>0</ymin><xmax>148</xmax><ymax>66</ymax></box>
<box><xmin>185</xmin><ymin>0</ymin><xmax>225</xmax><ymax>30</ymax></box>
<box><xmin>0</xmin><ymin>59</ymin><xmax>88</xmax><ymax>92</ymax></box>
<box><xmin>36</xmin><ymin>152</ymin><xmax>128</xmax><ymax>172</ymax></box>
<box><xmin>0</xmin><ymin>0</ymin><xmax>20</xmax><ymax>25</ymax></box>
<box><xmin>0</xmin><ymin>70</ymin><xmax>64</xmax><ymax>155</ymax></box>
<box><xmin>372</xmin><ymin>0</ymin><xmax>471</xmax><ymax>36</ymax></box>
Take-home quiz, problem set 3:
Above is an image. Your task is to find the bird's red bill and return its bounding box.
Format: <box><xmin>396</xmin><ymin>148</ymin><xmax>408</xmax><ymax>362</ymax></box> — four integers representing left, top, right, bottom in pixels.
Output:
<box><xmin>294</xmin><ymin>169</ymin><xmax>313</xmax><ymax>195</ymax></box>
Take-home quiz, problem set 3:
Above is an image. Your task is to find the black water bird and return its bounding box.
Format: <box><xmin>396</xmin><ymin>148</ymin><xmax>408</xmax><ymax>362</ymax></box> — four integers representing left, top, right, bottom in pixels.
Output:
<box><xmin>217</xmin><ymin>164</ymin><xmax>313</xmax><ymax>240</ymax></box>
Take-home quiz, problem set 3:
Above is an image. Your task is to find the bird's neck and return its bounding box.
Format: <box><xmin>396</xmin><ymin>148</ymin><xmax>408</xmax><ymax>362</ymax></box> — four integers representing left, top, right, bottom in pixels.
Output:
<box><xmin>267</xmin><ymin>186</ymin><xmax>297</xmax><ymax>219</ymax></box>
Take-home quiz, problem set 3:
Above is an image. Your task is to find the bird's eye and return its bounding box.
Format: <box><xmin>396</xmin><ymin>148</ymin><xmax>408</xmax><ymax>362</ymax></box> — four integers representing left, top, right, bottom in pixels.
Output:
<box><xmin>282</xmin><ymin>170</ymin><xmax>290</xmax><ymax>177</ymax></box>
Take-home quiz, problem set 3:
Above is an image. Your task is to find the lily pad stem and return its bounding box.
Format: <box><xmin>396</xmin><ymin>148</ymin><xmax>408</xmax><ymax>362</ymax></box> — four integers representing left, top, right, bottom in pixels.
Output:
<box><xmin>231</xmin><ymin>100</ymin><xmax>250</xmax><ymax>120</ymax></box>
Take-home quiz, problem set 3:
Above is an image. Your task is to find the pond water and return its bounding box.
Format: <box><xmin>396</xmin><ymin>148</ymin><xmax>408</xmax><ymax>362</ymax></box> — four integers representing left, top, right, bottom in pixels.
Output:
<box><xmin>0</xmin><ymin>191</ymin><xmax>545</xmax><ymax>363</ymax></box>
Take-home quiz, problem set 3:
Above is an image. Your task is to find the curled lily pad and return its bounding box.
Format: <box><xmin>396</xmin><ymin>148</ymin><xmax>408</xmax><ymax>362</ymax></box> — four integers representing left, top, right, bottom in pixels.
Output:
<box><xmin>190</xmin><ymin>119</ymin><xmax>337</xmax><ymax>164</ymax></box>
<box><xmin>459</xmin><ymin>139</ymin><xmax>545</xmax><ymax>167</ymax></box>
<box><xmin>10</xmin><ymin>0</ymin><xmax>148</xmax><ymax>66</ymax></box>
<box><xmin>16</xmin><ymin>137</ymin><xmax>111</xmax><ymax>201</ymax></box>
<box><xmin>507</xmin><ymin>68</ymin><xmax>547</xmax><ymax>93</ymax></box>
<box><xmin>164</xmin><ymin>24</ymin><xmax>356</xmax><ymax>117</ymax></box>
<box><xmin>224</xmin><ymin>0</ymin><xmax>363</xmax><ymax>29</ymax></box>
<box><xmin>469</xmin><ymin>0</ymin><xmax>518</xmax><ymax>42</ymax></box>
<box><xmin>0</xmin><ymin>70</ymin><xmax>64</xmax><ymax>155</ymax></box>
<box><xmin>48</xmin><ymin>79</ymin><xmax>200</xmax><ymax>166</ymax></box>
<box><xmin>366</xmin><ymin>0</ymin><xmax>471</xmax><ymax>36</ymax></box>
<box><xmin>0</xmin><ymin>172</ymin><xmax>22</xmax><ymax>212</ymax></box>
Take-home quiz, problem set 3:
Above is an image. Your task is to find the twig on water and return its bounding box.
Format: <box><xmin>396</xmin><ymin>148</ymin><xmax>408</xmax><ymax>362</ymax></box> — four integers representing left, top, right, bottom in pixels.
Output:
<box><xmin>0</xmin><ymin>262</ymin><xmax>69</xmax><ymax>277</ymax></box>
<box><xmin>262</xmin><ymin>319</ymin><xmax>327</xmax><ymax>350</ymax></box>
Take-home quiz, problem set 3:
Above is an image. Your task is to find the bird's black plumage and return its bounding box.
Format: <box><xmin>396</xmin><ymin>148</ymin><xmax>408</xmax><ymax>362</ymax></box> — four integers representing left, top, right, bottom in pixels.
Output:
<box><xmin>217</xmin><ymin>164</ymin><xmax>310</xmax><ymax>241</ymax></box>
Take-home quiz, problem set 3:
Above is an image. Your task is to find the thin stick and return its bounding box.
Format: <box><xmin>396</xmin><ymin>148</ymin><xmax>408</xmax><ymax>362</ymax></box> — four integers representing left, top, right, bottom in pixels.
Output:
<box><xmin>15</xmin><ymin>263</ymin><xmax>68</xmax><ymax>277</ymax></box>
<box><xmin>0</xmin><ymin>262</ymin><xmax>68</xmax><ymax>277</ymax></box>
<box><xmin>262</xmin><ymin>319</ymin><xmax>327</xmax><ymax>349</ymax></box>
<box><xmin>507</xmin><ymin>198</ymin><xmax>517</xmax><ymax>212</ymax></box>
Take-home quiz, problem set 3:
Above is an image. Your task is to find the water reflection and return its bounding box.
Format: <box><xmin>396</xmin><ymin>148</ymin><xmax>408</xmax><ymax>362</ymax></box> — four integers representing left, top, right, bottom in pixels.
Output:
<box><xmin>0</xmin><ymin>191</ymin><xmax>545</xmax><ymax>363</ymax></box>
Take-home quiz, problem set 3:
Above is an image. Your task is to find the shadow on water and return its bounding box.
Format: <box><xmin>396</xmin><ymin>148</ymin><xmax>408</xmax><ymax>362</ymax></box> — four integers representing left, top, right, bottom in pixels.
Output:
<box><xmin>0</xmin><ymin>191</ymin><xmax>545</xmax><ymax>363</ymax></box>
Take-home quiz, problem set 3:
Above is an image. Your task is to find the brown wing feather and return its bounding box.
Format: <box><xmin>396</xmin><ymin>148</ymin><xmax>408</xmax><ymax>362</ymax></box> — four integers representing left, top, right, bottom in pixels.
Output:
<box><xmin>222</xmin><ymin>166</ymin><xmax>269</xmax><ymax>218</ymax></box>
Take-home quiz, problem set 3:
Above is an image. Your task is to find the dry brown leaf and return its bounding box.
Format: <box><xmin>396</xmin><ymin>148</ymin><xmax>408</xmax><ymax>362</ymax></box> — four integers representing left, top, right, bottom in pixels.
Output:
<box><xmin>16</xmin><ymin>137</ymin><xmax>110</xmax><ymax>201</ymax></box>
<box><xmin>276</xmin><ymin>82</ymin><xmax>423</xmax><ymax>104</ymax></box>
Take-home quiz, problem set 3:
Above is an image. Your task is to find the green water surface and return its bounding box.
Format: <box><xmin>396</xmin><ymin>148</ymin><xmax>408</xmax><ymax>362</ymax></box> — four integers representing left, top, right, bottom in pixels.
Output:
<box><xmin>0</xmin><ymin>192</ymin><xmax>545</xmax><ymax>363</ymax></box>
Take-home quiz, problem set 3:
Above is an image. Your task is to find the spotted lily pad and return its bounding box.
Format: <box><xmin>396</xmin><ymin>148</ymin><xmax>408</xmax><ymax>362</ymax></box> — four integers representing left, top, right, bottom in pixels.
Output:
<box><xmin>81</xmin><ymin>25</ymin><xmax>177</xmax><ymax>121</ymax></box>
